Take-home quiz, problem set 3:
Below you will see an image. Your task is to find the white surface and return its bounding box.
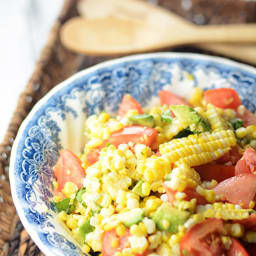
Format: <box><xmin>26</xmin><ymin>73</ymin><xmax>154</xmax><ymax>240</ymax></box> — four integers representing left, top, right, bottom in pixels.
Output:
<box><xmin>0</xmin><ymin>0</ymin><xmax>64</xmax><ymax>141</ymax></box>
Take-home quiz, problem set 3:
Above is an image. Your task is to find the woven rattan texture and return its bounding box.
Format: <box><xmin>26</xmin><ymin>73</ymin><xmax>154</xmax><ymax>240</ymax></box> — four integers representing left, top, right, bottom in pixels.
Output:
<box><xmin>1</xmin><ymin>0</ymin><xmax>256</xmax><ymax>255</ymax></box>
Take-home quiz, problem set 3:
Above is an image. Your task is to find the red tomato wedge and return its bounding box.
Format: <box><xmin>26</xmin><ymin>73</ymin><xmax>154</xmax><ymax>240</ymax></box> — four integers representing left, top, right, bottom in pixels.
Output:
<box><xmin>246</xmin><ymin>243</ymin><xmax>256</xmax><ymax>255</ymax></box>
<box><xmin>195</xmin><ymin>165</ymin><xmax>235</xmax><ymax>183</ymax></box>
<box><xmin>213</xmin><ymin>174</ymin><xmax>256</xmax><ymax>208</ymax></box>
<box><xmin>216</xmin><ymin>147</ymin><xmax>242</xmax><ymax>165</ymax></box>
<box><xmin>235</xmin><ymin>147</ymin><xmax>256</xmax><ymax>175</ymax></box>
<box><xmin>164</xmin><ymin>185</ymin><xmax>207</xmax><ymax>205</ymax></box>
<box><xmin>237</xmin><ymin>108</ymin><xmax>256</xmax><ymax>127</ymax></box>
<box><xmin>86</xmin><ymin>149</ymin><xmax>100</xmax><ymax>166</ymax></box>
<box><xmin>53</xmin><ymin>149</ymin><xmax>85</xmax><ymax>192</ymax></box>
<box><xmin>86</xmin><ymin>126</ymin><xmax>158</xmax><ymax>165</ymax></box>
<box><xmin>102</xmin><ymin>229</ymin><xmax>130</xmax><ymax>256</ymax></box>
<box><xmin>118</xmin><ymin>94</ymin><xmax>143</xmax><ymax>117</ymax></box>
<box><xmin>159</xmin><ymin>90</ymin><xmax>189</xmax><ymax>106</ymax></box>
<box><xmin>180</xmin><ymin>218</ymin><xmax>225</xmax><ymax>256</ymax></box>
<box><xmin>227</xmin><ymin>238</ymin><xmax>249</xmax><ymax>256</ymax></box>
<box><xmin>204</xmin><ymin>88</ymin><xmax>241</xmax><ymax>109</ymax></box>
<box><xmin>102</xmin><ymin>229</ymin><xmax>149</xmax><ymax>256</ymax></box>
<box><xmin>237</xmin><ymin>214</ymin><xmax>256</xmax><ymax>231</ymax></box>
<box><xmin>108</xmin><ymin>126</ymin><xmax>158</xmax><ymax>147</ymax></box>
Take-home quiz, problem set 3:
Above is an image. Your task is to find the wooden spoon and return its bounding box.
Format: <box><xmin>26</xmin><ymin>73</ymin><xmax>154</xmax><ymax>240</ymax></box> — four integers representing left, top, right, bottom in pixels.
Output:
<box><xmin>61</xmin><ymin>0</ymin><xmax>256</xmax><ymax>58</ymax></box>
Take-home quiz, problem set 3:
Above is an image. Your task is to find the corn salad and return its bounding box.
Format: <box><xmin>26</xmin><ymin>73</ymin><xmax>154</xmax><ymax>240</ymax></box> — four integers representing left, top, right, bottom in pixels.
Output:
<box><xmin>52</xmin><ymin>87</ymin><xmax>256</xmax><ymax>256</ymax></box>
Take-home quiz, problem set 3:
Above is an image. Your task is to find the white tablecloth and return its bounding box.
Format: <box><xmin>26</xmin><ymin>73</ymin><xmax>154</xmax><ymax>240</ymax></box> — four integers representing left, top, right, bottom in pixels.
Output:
<box><xmin>0</xmin><ymin>0</ymin><xmax>64</xmax><ymax>141</ymax></box>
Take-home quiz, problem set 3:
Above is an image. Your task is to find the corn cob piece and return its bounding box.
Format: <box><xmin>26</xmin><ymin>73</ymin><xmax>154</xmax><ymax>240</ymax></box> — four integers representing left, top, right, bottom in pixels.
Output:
<box><xmin>160</xmin><ymin>130</ymin><xmax>235</xmax><ymax>154</ymax></box>
<box><xmin>197</xmin><ymin>203</ymin><xmax>251</xmax><ymax>220</ymax></box>
<box><xmin>159</xmin><ymin>130</ymin><xmax>236</xmax><ymax>166</ymax></box>
<box><xmin>205</xmin><ymin>104</ymin><xmax>229</xmax><ymax>131</ymax></box>
<box><xmin>176</xmin><ymin>148</ymin><xmax>231</xmax><ymax>167</ymax></box>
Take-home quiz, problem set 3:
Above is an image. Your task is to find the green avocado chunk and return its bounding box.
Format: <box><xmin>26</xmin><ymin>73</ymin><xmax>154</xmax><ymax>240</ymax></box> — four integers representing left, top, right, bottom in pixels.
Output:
<box><xmin>74</xmin><ymin>220</ymin><xmax>95</xmax><ymax>244</ymax></box>
<box><xmin>161</xmin><ymin>110</ymin><xmax>172</xmax><ymax>124</ymax></box>
<box><xmin>118</xmin><ymin>208</ymin><xmax>144</xmax><ymax>227</ymax></box>
<box><xmin>170</xmin><ymin>105</ymin><xmax>210</xmax><ymax>132</ymax></box>
<box><xmin>129</xmin><ymin>114</ymin><xmax>155</xmax><ymax>127</ymax></box>
<box><xmin>153</xmin><ymin>203</ymin><xmax>190</xmax><ymax>233</ymax></box>
<box><xmin>132</xmin><ymin>180</ymin><xmax>144</xmax><ymax>197</ymax></box>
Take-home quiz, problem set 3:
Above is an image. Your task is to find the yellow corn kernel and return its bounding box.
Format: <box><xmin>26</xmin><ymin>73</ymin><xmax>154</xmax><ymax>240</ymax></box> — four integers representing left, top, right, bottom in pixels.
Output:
<box><xmin>157</xmin><ymin>243</ymin><xmax>172</xmax><ymax>256</ymax></box>
<box><xmin>244</xmin><ymin>231</ymin><xmax>256</xmax><ymax>243</ymax></box>
<box><xmin>148</xmin><ymin>232</ymin><xmax>162</xmax><ymax>250</ymax></box>
<box><xmin>236</xmin><ymin>127</ymin><xmax>247</xmax><ymax>139</ymax></box>
<box><xmin>53</xmin><ymin>195</ymin><xmax>62</xmax><ymax>202</ymax></box>
<box><xmin>224</xmin><ymin>109</ymin><xmax>236</xmax><ymax>119</ymax></box>
<box><xmin>145</xmin><ymin>198</ymin><xmax>162</xmax><ymax>212</ymax></box>
<box><xmin>246</xmin><ymin>125</ymin><xmax>256</xmax><ymax>134</ymax></box>
<box><xmin>249</xmin><ymin>201</ymin><xmax>255</xmax><ymax>209</ymax></box>
<box><xmin>62</xmin><ymin>181</ymin><xmax>78</xmax><ymax>196</ymax></box>
<box><xmin>99</xmin><ymin>112</ymin><xmax>110</xmax><ymax>123</ymax></box>
<box><xmin>58</xmin><ymin>211</ymin><xmax>67</xmax><ymax>222</ymax></box>
<box><xmin>53</xmin><ymin>181</ymin><xmax>58</xmax><ymax>190</ymax></box>
<box><xmin>141</xmin><ymin>182</ymin><xmax>151</xmax><ymax>196</ymax></box>
<box><xmin>229</xmin><ymin>223</ymin><xmax>244</xmax><ymax>238</ymax></box>
<box><xmin>81</xmin><ymin>244</ymin><xmax>91</xmax><ymax>254</ymax></box>
<box><xmin>206</xmin><ymin>104</ymin><xmax>228</xmax><ymax>131</ymax></box>
<box><xmin>130</xmin><ymin>223</ymin><xmax>147</xmax><ymax>237</ymax></box>
<box><xmin>221</xmin><ymin>236</ymin><xmax>232</xmax><ymax>250</ymax></box>
<box><xmin>66</xmin><ymin>216</ymin><xmax>78</xmax><ymax>230</ymax></box>
<box><xmin>116</xmin><ymin>224</ymin><xmax>126</xmax><ymax>237</ymax></box>
<box><xmin>189</xmin><ymin>87</ymin><xmax>204</xmax><ymax>107</ymax></box>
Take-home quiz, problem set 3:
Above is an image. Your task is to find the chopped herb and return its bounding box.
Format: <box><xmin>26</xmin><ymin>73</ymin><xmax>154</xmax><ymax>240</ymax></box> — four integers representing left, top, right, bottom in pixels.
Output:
<box><xmin>67</xmin><ymin>199</ymin><xmax>77</xmax><ymax>214</ymax></box>
<box><xmin>76</xmin><ymin>188</ymin><xmax>86</xmax><ymax>203</ymax></box>
<box><xmin>230</xmin><ymin>118</ymin><xmax>243</xmax><ymax>130</ymax></box>
<box><xmin>196</xmin><ymin>117</ymin><xmax>211</xmax><ymax>132</ymax></box>
<box><xmin>55</xmin><ymin>198</ymin><xmax>70</xmax><ymax>213</ymax></box>
<box><xmin>174</xmin><ymin>129</ymin><xmax>193</xmax><ymax>138</ymax></box>
<box><xmin>105</xmin><ymin>142</ymin><xmax>112</xmax><ymax>147</ymax></box>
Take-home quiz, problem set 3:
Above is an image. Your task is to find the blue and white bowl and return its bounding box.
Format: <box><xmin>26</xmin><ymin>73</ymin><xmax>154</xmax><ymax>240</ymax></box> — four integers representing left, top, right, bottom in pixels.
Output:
<box><xmin>10</xmin><ymin>53</ymin><xmax>256</xmax><ymax>256</ymax></box>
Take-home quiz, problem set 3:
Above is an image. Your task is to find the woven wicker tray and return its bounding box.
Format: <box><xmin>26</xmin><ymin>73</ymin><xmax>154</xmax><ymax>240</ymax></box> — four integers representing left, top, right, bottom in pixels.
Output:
<box><xmin>1</xmin><ymin>0</ymin><xmax>255</xmax><ymax>255</ymax></box>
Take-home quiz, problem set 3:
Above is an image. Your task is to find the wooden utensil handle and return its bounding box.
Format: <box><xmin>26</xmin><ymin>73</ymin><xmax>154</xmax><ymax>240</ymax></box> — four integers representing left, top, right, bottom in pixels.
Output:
<box><xmin>197</xmin><ymin>43</ymin><xmax>256</xmax><ymax>65</ymax></box>
<box><xmin>190</xmin><ymin>24</ymin><xmax>256</xmax><ymax>44</ymax></box>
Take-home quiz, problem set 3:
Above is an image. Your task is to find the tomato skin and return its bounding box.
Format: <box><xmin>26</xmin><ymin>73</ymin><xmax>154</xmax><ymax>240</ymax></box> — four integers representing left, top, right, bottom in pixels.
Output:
<box><xmin>216</xmin><ymin>147</ymin><xmax>242</xmax><ymax>165</ymax></box>
<box><xmin>165</xmin><ymin>186</ymin><xmax>207</xmax><ymax>205</ymax></box>
<box><xmin>195</xmin><ymin>164</ymin><xmax>235</xmax><ymax>183</ymax></box>
<box><xmin>159</xmin><ymin>90</ymin><xmax>189</xmax><ymax>106</ymax></box>
<box><xmin>108</xmin><ymin>126</ymin><xmax>158</xmax><ymax>147</ymax></box>
<box><xmin>180</xmin><ymin>218</ymin><xmax>225</xmax><ymax>256</ymax></box>
<box><xmin>213</xmin><ymin>174</ymin><xmax>256</xmax><ymax>208</ymax></box>
<box><xmin>102</xmin><ymin>229</ymin><xmax>129</xmax><ymax>256</ymax></box>
<box><xmin>53</xmin><ymin>149</ymin><xmax>85</xmax><ymax>192</ymax></box>
<box><xmin>102</xmin><ymin>230</ymin><xmax>149</xmax><ymax>256</ymax></box>
<box><xmin>237</xmin><ymin>108</ymin><xmax>256</xmax><ymax>127</ymax></box>
<box><xmin>204</xmin><ymin>88</ymin><xmax>241</xmax><ymax>109</ymax></box>
<box><xmin>235</xmin><ymin>147</ymin><xmax>256</xmax><ymax>175</ymax></box>
<box><xmin>86</xmin><ymin>149</ymin><xmax>100</xmax><ymax>165</ymax></box>
<box><xmin>237</xmin><ymin>214</ymin><xmax>256</xmax><ymax>231</ymax></box>
<box><xmin>118</xmin><ymin>94</ymin><xmax>143</xmax><ymax>117</ymax></box>
<box><xmin>86</xmin><ymin>126</ymin><xmax>158</xmax><ymax>165</ymax></box>
<box><xmin>227</xmin><ymin>238</ymin><xmax>249</xmax><ymax>256</ymax></box>
<box><xmin>246</xmin><ymin>243</ymin><xmax>256</xmax><ymax>255</ymax></box>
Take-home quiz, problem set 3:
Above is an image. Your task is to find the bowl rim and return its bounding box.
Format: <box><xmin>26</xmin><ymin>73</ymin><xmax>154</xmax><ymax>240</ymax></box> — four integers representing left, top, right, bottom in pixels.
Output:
<box><xmin>9</xmin><ymin>52</ymin><xmax>256</xmax><ymax>256</ymax></box>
